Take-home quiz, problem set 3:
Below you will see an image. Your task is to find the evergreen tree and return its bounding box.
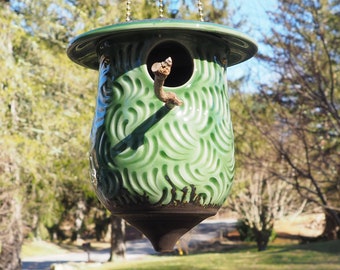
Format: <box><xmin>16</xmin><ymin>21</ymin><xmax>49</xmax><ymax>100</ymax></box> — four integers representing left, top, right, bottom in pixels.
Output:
<box><xmin>1</xmin><ymin>0</ymin><xmax>97</xmax><ymax>267</ymax></box>
<box><xmin>0</xmin><ymin>1</ymin><xmax>235</xmax><ymax>266</ymax></box>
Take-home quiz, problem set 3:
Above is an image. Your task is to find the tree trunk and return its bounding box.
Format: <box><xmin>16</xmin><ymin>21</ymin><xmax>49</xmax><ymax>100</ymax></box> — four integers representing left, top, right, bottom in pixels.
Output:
<box><xmin>322</xmin><ymin>209</ymin><xmax>340</xmax><ymax>240</ymax></box>
<box><xmin>0</xmin><ymin>196</ymin><xmax>23</xmax><ymax>270</ymax></box>
<box><xmin>252</xmin><ymin>227</ymin><xmax>272</xmax><ymax>251</ymax></box>
<box><xmin>72</xmin><ymin>200</ymin><xmax>86</xmax><ymax>242</ymax></box>
<box><xmin>94</xmin><ymin>211</ymin><xmax>110</xmax><ymax>241</ymax></box>
<box><xmin>108</xmin><ymin>215</ymin><xmax>126</xmax><ymax>262</ymax></box>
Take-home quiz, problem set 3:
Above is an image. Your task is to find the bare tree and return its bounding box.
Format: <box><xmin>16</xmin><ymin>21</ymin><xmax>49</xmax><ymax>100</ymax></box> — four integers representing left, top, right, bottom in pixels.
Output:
<box><xmin>254</xmin><ymin>0</ymin><xmax>340</xmax><ymax>239</ymax></box>
<box><xmin>228</xmin><ymin>162</ymin><xmax>303</xmax><ymax>251</ymax></box>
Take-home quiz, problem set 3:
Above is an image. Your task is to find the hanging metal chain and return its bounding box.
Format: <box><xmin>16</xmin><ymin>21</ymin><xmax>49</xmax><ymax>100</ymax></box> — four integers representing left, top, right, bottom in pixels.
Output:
<box><xmin>159</xmin><ymin>0</ymin><xmax>164</xmax><ymax>18</ymax></box>
<box><xmin>126</xmin><ymin>0</ymin><xmax>205</xmax><ymax>22</ymax></box>
<box><xmin>197</xmin><ymin>0</ymin><xmax>204</xmax><ymax>21</ymax></box>
<box><xmin>126</xmin><ymin>0</ymin><xmax>131</xmax><ymax>22</ymax></box>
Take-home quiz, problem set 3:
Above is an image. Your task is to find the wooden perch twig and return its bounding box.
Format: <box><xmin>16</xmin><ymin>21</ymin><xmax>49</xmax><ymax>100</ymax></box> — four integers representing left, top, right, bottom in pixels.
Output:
<box><xmin>152</xmin><ymin>57</ymin><xmax>183</xmax><ymax>109</ymax></box>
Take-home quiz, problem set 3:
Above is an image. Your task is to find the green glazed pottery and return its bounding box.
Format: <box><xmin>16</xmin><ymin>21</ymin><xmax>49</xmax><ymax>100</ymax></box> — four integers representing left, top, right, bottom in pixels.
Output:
<box><xmin>67</xmin><ymin>19</ymin><xmax>257</xmax><ymax>251</ymax></box>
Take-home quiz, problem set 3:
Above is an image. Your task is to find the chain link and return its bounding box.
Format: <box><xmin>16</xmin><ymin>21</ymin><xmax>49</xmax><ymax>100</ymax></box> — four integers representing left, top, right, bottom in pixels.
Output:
<box><xmin>197</xmin><ymin>0</ymin><xmax>204</xmax><ymax>21</ymax></box>
<box><xmin>159</xmin><ymin>0</ymin><xmax>164</xmax><ymax>18</ymax></box>
<box><xmin>126</xmin><ymin>0</ymin><xmax>131</xmax><ymax>22</ymax></box>
<box><xmin>126</xmin><ymin>0</ymin><xmax>204</xmax><ymax>22</ymax></box>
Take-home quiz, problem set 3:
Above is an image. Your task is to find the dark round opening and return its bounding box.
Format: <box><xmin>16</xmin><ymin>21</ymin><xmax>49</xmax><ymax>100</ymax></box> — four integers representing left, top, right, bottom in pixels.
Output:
<box><xmin>147</xmin><ymin>41</ymin><xmax>193</xmax><ymax>87</ymax></box>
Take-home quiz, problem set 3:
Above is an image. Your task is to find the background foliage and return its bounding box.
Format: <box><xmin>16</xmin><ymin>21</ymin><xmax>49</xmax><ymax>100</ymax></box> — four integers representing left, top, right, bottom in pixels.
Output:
<box><xmin>0</xmin><ymin>0</ymin><xmax>339</xmax><ymax>268</ymax></box>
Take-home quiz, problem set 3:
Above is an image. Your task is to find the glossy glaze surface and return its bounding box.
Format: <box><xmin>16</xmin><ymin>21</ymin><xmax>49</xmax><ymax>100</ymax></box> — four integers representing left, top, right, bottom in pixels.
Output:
<box><xmin>67</xmin><ymin>19</ymin><xmax>258</xmax><ymax>69</ymax></box>
<box><xmin>89</xmin><ymin>30</ymin><xmax>235</xmax><ymax>211</ymax></box>
<box><xmin>67</xmin><ymin>19</ymin><xmax>257</xmax><ymax>251</ymax></box>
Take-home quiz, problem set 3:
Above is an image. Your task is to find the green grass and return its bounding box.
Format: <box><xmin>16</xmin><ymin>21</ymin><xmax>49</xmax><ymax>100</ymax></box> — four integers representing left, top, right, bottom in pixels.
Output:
<box><xmin>71</xmin><ymin>240</ymin><xmax>340</xmax><ymax>270</ymax></box>
<box><xmin>21</xmin><ymin>240</ymin><xmax>68</xmax><ymax>257</ymax></box>
<box><xmin>22</xmin><ymin>240</ymin><xmax>84</xmax><ymax>257</ymax></box>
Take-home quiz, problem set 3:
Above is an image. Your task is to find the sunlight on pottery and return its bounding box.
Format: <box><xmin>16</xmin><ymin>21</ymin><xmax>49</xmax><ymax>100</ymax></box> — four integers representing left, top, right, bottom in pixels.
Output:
<box><xmin>67</xmin><ymin>7</ymin><xmax>257</xmax><ymax>252</ymax></box>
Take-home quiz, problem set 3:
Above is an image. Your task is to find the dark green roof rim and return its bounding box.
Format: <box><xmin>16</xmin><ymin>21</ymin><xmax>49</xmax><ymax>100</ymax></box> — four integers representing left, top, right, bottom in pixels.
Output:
<box><xmin>67</xmin><ymin>19</ymin><xmax>258</xmax><ymax>70</ymax></box>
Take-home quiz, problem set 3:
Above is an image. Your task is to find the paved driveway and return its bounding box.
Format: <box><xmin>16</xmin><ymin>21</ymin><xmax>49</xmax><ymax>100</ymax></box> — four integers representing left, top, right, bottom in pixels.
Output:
<box><xmin>22</xmin><ymin>219</ymin><xmax>237</xmax><ymax>270</ymax></box>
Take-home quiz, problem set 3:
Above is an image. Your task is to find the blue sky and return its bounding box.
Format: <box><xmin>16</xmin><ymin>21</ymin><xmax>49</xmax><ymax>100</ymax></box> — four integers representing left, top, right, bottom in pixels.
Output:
<box><xmin>229</xmin><ymin>0</ymin><xmax>277</xmax><ymax>46</ymax></box>
<box><xmin>228</xmin><ymin>0</ymin><xmax>278</xmax><ymax>91</ymax></box>
<box><xmin>229</xmin><ymin>0</ymin><xmax>277</xmax><ymax>33</ymax></box>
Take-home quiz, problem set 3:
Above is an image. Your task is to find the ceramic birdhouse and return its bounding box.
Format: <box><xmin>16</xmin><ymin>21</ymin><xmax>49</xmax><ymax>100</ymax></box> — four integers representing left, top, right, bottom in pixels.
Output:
<box><xmin>67</xmin><ymin>13</ymin><xmax>257</xmax><ymax>251</ymax></box>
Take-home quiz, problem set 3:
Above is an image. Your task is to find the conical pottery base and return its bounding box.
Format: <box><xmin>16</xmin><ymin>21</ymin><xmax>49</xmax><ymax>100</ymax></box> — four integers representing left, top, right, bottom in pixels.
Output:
<box><xmin>116</xmin><ymin>206</ymin><xmax>217</xmax><ymax>252</ymax></box>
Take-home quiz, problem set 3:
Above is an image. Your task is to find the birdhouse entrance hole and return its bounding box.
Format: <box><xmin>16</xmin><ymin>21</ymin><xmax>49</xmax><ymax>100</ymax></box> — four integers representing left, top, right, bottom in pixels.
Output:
<box><xmin>147</xmin><ymin>41</ymin><xmax>193</xmax><ymax>87</ymax></box>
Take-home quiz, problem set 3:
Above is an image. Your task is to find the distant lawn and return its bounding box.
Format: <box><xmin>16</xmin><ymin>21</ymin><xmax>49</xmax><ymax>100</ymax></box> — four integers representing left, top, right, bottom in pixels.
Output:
<box><xmin>22</xmin><ymin>240</ymin><xmax>68</xmax><ymax>257</ymax></box>
<box><xmin>22</xmin><ymin>239</ymin><xmax>84</xmax><ymax>257</ymax></box>
<box><xmin>68</xmin><ymin>240</ymin><xmax>340</xmax><ymax>270</ymax></box>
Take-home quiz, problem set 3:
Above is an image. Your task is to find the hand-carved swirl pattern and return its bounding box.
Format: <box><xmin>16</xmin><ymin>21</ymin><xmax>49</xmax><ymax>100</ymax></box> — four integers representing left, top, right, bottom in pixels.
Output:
<box><xmin>90</xmin><ymin>34</ymin><xmax>234</xmax><ymax>212</ymax></box>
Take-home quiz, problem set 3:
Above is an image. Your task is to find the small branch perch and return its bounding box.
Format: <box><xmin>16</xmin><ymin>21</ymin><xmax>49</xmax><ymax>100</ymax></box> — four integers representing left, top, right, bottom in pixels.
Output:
<box><xmin>152</xmin><ymin>57</ymin><xmax>183</xmax><ymax>109</ymax></box>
